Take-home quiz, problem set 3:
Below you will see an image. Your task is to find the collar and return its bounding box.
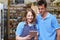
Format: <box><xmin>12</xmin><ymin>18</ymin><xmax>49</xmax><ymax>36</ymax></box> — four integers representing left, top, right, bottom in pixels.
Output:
<box><xmin>38</xmin><ymin>12</ymin><xmax>51</xmax><ymax>20</ymax></box>
<box><xmin>24</xmin><ymin>21</ymin><xmax>35</xmax><ymax>27</ymax></box>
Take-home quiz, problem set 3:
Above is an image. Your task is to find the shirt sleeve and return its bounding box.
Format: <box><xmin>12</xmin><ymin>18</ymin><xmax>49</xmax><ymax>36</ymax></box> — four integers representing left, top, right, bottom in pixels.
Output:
<box><xmin>15</xmin><ymin>22</ymin><xmax>24</xmax><ymax>36</ymax></box>
<box><xmin>52</xmin><ymin>16</ymin><xmax>60</xmax><ymax>30</ymax></box>
<box><xmin>36</xmin><ymin>24</ymin><xmax>40</xmax><ymax>36</ymax></box>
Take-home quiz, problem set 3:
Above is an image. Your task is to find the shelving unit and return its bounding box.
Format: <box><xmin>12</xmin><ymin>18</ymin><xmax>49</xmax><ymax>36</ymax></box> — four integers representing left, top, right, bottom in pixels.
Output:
<box><xmin>7</xmin><ymin>0</ymin><xmax>26</xmax><ymax>40</ymax></box>
<box><xmin>8</xmin><ymin>7</ymin><xmax>26</xmax><ymax>40</ymax></box>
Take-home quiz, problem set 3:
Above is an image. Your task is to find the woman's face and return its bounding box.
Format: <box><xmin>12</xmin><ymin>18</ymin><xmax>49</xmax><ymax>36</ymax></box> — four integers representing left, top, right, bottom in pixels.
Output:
<box><xmin>26</xmin><ymin>11</ymin><xmax>34</xmax><ymax>23</ymax></box>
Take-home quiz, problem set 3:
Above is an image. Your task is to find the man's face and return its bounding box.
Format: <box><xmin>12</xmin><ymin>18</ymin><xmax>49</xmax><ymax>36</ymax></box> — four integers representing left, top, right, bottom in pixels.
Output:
<box><xmin>38</xmin><ymin>4</ymin><xmax>46</xmax><ymax>16</ymax></box>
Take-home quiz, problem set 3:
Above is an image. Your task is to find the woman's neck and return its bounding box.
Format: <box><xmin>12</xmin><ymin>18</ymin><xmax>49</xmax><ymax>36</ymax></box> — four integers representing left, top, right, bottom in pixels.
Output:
<box><xmin>26</xmin><ymin>21</ymin><xmax>32</xmax><ymax>24</ymax></box>
<box><xmin>27</xmin><ymin>22</ymin><xmax>34</xmax><ymax>26</ymax></box>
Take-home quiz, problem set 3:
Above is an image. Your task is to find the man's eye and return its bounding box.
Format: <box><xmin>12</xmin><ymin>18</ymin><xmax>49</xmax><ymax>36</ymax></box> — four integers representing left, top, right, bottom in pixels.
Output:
<box><xmin>38</xmin><ymin>8</ymin><xmax>40</xmax><ymax>10</ymax></box>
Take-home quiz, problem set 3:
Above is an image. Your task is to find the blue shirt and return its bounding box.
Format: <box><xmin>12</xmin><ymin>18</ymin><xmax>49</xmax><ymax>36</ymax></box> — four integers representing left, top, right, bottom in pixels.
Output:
<box><xmin>16</xmin><ymin>22</ymin><xmax>38</xmax><ymax>36</ymax></box>
<box><xmin>36</xmin><ymin>12</ymin><xmax>60</xmax><ymax>40</ymax></box>
<box><xmin>16</xmin><ymin>22</ymin><xmax>25</xmax><ymax>36</ymax></box>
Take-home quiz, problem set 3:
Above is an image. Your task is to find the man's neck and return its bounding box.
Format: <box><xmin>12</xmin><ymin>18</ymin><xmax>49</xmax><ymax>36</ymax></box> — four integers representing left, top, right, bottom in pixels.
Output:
<box><xmin>41</xmin><ymin>12</ymin><xmax>47</xmax><ymax>19</ymax></box>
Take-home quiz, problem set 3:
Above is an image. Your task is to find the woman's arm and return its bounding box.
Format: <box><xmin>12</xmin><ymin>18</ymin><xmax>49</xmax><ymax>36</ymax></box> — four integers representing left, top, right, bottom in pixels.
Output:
<box><xmin>16</xmin><ymin>36</ymin><xmax>25</xmax><ymax>40</ymax></box>
<box><xmin>16</xmin><ymin>35</ymin><xmax>31</xmax><ymax>40</ymax></box>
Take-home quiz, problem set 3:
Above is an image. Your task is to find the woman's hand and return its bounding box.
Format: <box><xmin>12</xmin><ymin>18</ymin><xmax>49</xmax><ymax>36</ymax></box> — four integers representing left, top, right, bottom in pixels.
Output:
<box><xmin>24</xmin><ymin>35</ymin><xmax>32</xmax><ymax>40</ymax></box>
<box><xmin>16</xmin><ymin>35</ymin><xmax>31</xmax><ymax>40</ymax></box>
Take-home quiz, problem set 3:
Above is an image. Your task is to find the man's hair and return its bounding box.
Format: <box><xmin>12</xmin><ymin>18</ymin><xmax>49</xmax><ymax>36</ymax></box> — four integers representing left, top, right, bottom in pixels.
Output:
<box><xmin>37</xmin><ymin>0</ymin><xmax>47</xmax><ymax>8</ymax></box>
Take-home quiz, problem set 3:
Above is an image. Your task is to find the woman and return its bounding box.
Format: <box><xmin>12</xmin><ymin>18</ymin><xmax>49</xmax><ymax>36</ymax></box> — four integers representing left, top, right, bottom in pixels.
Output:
<box><xmin>16</xmin><ymin>8</ymin><xmax>38</xmax><ymax>40</ymax></box>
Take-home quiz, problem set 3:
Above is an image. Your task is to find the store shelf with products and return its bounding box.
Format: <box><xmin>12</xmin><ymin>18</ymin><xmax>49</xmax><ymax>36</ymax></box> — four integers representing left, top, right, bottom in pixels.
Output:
<box><xmin>1</xmin><ymin>8</ymin><xmax>8</xmax><ymax>40</ymax></box>
<box><xmin>8</xmin><ymin>5</ymin><xmax>26</xmax><ymax>40</ymax></box>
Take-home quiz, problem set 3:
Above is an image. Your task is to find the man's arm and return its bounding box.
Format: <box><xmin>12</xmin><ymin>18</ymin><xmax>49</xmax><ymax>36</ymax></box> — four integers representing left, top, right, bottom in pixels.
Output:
<box><xmin>51</xmin><ymin>16</ymin><xmax>60</xmax><ymax>40</ymax></box>
<box><xmin>56</xmin><ymin>29</ymin><xmax>60</xmax><ymax>40</ymax></box>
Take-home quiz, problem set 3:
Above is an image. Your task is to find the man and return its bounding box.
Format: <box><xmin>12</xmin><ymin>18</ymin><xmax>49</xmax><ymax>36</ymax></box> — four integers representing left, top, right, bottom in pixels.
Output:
<box><xmin>36</xmin><ymin>0</ymin><xmax>60</xmax><ymax>40</ymax></box>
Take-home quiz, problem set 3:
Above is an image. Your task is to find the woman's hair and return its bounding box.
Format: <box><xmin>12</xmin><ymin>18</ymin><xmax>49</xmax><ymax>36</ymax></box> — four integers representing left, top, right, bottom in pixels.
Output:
<box><xmin>23</xmin><ymin>8</ymin><xmax>36</xmax><ymax>24</ymax></box>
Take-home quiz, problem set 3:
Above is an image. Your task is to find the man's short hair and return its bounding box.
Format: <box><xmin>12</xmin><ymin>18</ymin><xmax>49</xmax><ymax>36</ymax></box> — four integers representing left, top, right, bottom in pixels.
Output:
<box><xmin>37</xmin><ymin>0</ymin><xmax>47</xmax><ymax>8</ymax></box>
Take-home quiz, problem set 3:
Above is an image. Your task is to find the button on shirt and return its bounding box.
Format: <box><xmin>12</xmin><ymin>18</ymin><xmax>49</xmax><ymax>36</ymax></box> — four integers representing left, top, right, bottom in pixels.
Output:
<box><xmin>36</xmin><ymin>12</ymin><xmax>60</xmax><ymax>40</ymax></box>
